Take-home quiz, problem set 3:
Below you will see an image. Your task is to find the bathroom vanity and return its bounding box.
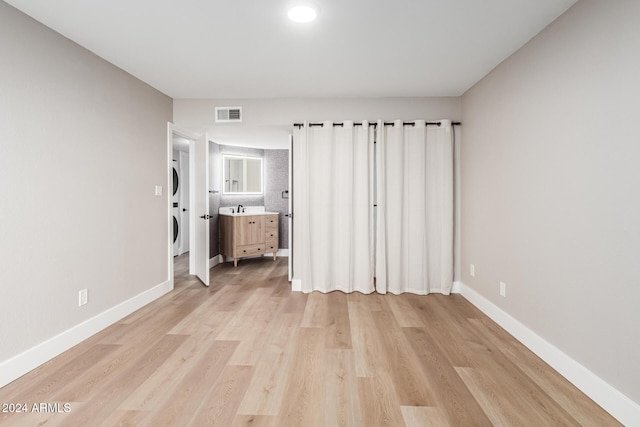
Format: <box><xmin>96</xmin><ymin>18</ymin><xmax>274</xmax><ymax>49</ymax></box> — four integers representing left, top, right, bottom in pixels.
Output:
<box><xmin>219</xmin><ymin>207</ymin><xmax>279</xmax><ymax>267</ymax></box>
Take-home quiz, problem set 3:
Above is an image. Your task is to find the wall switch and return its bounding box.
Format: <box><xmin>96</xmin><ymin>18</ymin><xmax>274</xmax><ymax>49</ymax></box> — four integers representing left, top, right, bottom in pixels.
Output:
<box><xmin>155</xmin><ymin>185</ymin><xmax>163</xmax><ymax>196</ymax></box>
<box><xmin>470</xmin><ymin>264</ymin><xmax>475</xmax><ymax>277</ymax></box>
<box><xmin>499</xmin><ymin>281</ymin><xmax>506</xmax><ymax>297</ymax></box>
<box><xmin>79</xmin><ymin>289</ymin><xmax>88</xmax><ymax>306</ymax></box>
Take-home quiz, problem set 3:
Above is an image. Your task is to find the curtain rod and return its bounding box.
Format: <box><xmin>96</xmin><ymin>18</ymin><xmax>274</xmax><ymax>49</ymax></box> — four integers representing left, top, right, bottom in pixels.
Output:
<box><xmin>293</xmin><ymin>121</ymin><xmax>461</xmax><ymax>129</ymax></box>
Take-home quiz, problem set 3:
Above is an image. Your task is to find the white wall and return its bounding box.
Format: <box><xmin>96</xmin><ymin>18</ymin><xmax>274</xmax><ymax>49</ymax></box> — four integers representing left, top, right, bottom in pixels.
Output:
<box><xmin>174</xmin><ymin>97</ymin><xmax>461</xmax><ymax>148</ymax></box>
<box><xmin>0</xmin><ymin>1</ymin><xmax>172</xmax><ymax>378</ymax></box>
<box><xmin>461</xmin><ymin>0</ymin><xmax>640</xmax><ymax>411</ymax></box>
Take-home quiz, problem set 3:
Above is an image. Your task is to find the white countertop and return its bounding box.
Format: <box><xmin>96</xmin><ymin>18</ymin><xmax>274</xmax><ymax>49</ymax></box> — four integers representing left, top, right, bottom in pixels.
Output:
<box><xmin>218</xmin><ymin>206</ymin><xmax>278</xmax><ymax>216</ymax></box>
<box><xmin>218</xmin><ymin>211</ymin><xmax>279</xmax><ymax>217</ymax></box>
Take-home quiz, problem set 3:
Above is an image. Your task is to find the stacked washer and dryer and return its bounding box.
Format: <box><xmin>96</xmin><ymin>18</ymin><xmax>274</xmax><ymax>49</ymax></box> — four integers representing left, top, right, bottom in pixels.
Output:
<box><xmin>172</xmin><ymin>161</ymin><xmax>180</xmax><ymax>256</ymax></box>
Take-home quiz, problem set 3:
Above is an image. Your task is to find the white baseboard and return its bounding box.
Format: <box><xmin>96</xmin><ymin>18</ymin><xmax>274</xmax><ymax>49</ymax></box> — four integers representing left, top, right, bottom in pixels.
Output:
<box><xmin>0</xmin><ymin>279</ymin><xmax>173</xmax><ymax>389</ymax></box>
<box><xmin>260</xmin><ymin>249</ymin><xmax>290</xmax><ymax>258</ymax></box>
<box><xmin>451</xmin><ymin>281</ymin><xmax>462</xmax><ymax>294</ymax></box>
<box><xmin>209</xmin><ymin>254</ymin><xmax>224</xmax><ymax>268</ymax></box>
<box><xmin>458</xmin><ymin>282</ymin><xmax>640</xmax><ymax>426</ymax></box>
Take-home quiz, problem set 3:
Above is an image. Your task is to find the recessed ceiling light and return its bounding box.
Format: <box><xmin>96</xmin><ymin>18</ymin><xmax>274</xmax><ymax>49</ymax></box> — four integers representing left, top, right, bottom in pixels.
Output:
<box><xmin>288</xmin><ymin>5</ymin><xmax>317</xmax><ymax>23</ymax></box>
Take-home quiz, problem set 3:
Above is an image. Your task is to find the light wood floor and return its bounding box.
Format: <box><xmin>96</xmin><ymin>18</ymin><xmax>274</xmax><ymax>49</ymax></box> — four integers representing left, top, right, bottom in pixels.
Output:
<box><xmin>0</xmin><ymin>254</ymin><xmax>620</xmax><ymax>426</ymax></box>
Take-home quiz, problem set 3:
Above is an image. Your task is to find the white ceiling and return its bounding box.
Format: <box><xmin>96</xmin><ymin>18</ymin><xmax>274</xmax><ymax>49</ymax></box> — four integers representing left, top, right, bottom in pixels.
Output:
<box><xmin>6</xmin><ymin>0</ymin><xmax>578</xmax><ymax>99</ymax></box>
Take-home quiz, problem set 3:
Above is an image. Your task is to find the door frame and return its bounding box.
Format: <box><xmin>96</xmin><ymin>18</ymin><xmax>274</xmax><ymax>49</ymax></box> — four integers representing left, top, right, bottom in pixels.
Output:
<box><xmin>167</xmin><ymin>123</ymin><xmax>200</xmax><ymax>280</ymax></box>
<box><xmin>166</xmin><ymin>123</ymin><xmax>174</xmax><ymax>286</ymax></box>
<box><xmin>288</xmin><ymin>133</ymin><xmax>293</xmax><ymax>282</ymax></box>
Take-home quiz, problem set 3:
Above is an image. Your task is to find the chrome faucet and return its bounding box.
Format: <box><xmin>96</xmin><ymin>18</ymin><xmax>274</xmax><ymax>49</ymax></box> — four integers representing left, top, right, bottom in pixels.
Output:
<box><xmin>237</xmin><ymin>204</ymin><xmax>244</xmax><ymax>213</ymax></box>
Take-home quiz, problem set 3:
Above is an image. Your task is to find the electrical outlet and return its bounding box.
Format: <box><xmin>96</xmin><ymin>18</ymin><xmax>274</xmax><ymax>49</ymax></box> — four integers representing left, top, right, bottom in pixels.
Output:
<box><xmin>470</xmin><ymin>264</ymin><xmax>475</xmax><ymax>277</ymax></box>
<box><xmin>155</xmin><ymin>185</ymin><xmax>163</xmax><ymax>196</ymax></box>
<box><xmin>499</xmin><ymin>281</ymin><xmax>506</xmax><ymax>297</ymax></box>
<box><xmin>79</xmin><ymin>289</ymin><xmax>88</xmax><ymax>306</ymax></box>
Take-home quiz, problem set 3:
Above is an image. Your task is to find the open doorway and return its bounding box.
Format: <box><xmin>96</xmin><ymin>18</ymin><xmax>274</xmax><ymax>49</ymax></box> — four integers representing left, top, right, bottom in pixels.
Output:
<box><xmin>168</xmin><ymin>125</ymin><xmax>292</xmax><ymax>287</ymax></box>
<box><xmin>208</xmin><ymin>141</ymin><xmax>291</xmax><ymax>274</ymax></box>
<box><xmin>172</xmin><ymin>134</ymin><xmax>191</xmax><ymax>258</ymax></box>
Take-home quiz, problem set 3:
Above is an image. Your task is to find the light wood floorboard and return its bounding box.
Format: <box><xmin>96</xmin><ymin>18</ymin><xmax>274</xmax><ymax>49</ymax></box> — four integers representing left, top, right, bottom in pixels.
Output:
<box><xmin>0</xmin><ymin>254</ymin><xmax>621</xmax><ymax>426</ymax></box>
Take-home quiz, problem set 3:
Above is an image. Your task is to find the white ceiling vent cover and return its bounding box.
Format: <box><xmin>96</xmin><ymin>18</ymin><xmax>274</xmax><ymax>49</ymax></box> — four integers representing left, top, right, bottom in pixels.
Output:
<box><xmin>215</xmin><ymin>106</ymin><xmax>242</xmax><ymax>123</ymax></box>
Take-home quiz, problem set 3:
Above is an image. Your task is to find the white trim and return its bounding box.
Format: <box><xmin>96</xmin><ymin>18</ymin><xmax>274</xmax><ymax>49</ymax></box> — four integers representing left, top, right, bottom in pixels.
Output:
<box><xmin>167</xmin><ymin>122</ymin><xmax>174</xmax><ymax>284</ymax></box>
<box><xmin>209</xmin><ymin>254</ymin><xmax>224</xmax><ymax>269</ymax></box>
<box><xmin>266</xmin><ymin>249</ymin><xmax>289</xmax><ymax>257</ymax></box>
<box><xmin>458</xmin><ymin>282</ymin><xmax>640</xmax><ymax>426</ymax></box>
<box><xmin>291</xmin><ymin>277</ymin><xmax>302</xmax><ymax>292</ymax></box>
<box><xmin>172</xmin><ymin>125</ymin><xmax>200</xmax><ymax>141</ymax></box>
<box><xmin>451</xmin><ymin>281</ymin><xmax>462</xmax><ymax>294</ymax></box>
<box><xmin>0</xmin><ymin>280</ymin><xmax>173</xmax><ymax>389</ymax></box>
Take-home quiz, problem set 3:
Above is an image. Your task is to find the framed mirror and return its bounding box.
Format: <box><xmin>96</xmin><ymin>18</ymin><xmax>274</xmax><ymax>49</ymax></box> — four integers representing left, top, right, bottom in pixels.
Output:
<box><xmin>222</xmin><ymin>154</ymin><xmax>263</xmax><ymax>194</ymax></box>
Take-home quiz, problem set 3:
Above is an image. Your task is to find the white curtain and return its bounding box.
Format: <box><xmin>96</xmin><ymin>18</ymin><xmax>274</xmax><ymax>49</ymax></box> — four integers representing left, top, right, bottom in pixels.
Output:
<box><xmin>375</xmin><ymin>120</ymin><xmax>454</xmax><ymax>295</ymax></box>
<box><xmin>292</xmin><ymin>121</ymin><xmax>374</xmax><ymax>293</ymax></box>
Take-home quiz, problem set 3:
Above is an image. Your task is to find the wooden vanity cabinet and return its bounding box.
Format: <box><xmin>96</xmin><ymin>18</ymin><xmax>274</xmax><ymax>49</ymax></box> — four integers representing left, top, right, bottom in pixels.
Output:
<box><xmin>220</xmin><ymin>214</ymin><xmax>279</xmax><ymax>267</ymax></box>
<box><xmin>237</xmin><ymin>215</ymin><xmax>264</xmax><ymax>245</ymax></box>
<box><xmin>264</xmin><ymin>215</ymin><xmax>279</xmax><ymax>256</ymax></box>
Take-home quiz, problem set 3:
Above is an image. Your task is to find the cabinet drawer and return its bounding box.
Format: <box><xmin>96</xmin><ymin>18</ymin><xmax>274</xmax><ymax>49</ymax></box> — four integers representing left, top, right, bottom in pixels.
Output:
<box><xmin>265</xmin><ymin>242</ymin><xmax>278</xmax><ymax>253</ymax></box>
<box><xmin>264</xmin><ymin>215</ymin><xmax>278</xmax><ymax>229</ymax></box>
<box><xmin>237</xmin><ymin>243</ymin><xmax>266</xmax><ymax>257</ymax></box>
<box><xmin>265</xmin><ymin>230</ymin><xmax>278</xmax><ymax>242</ymax></box>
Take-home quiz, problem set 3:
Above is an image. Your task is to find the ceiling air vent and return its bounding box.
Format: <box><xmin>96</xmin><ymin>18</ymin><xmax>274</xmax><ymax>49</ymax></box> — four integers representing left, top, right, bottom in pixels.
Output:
<box><xmin>215</xmin><ymin>106</ymin><xmax>242</xmax><ymax>123</ymax></box>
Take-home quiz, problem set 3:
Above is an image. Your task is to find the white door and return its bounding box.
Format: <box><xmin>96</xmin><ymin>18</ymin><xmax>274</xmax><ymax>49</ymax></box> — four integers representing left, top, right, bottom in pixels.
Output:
<box><xmin>190</xmin><ymin>133</ymin><xmax>210</xmax><ymax>286</ymax></box>
<box><xmin>288</xmin><ymin>134</ymin><xmax>293</xmax><ymax>281</ymax></box>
